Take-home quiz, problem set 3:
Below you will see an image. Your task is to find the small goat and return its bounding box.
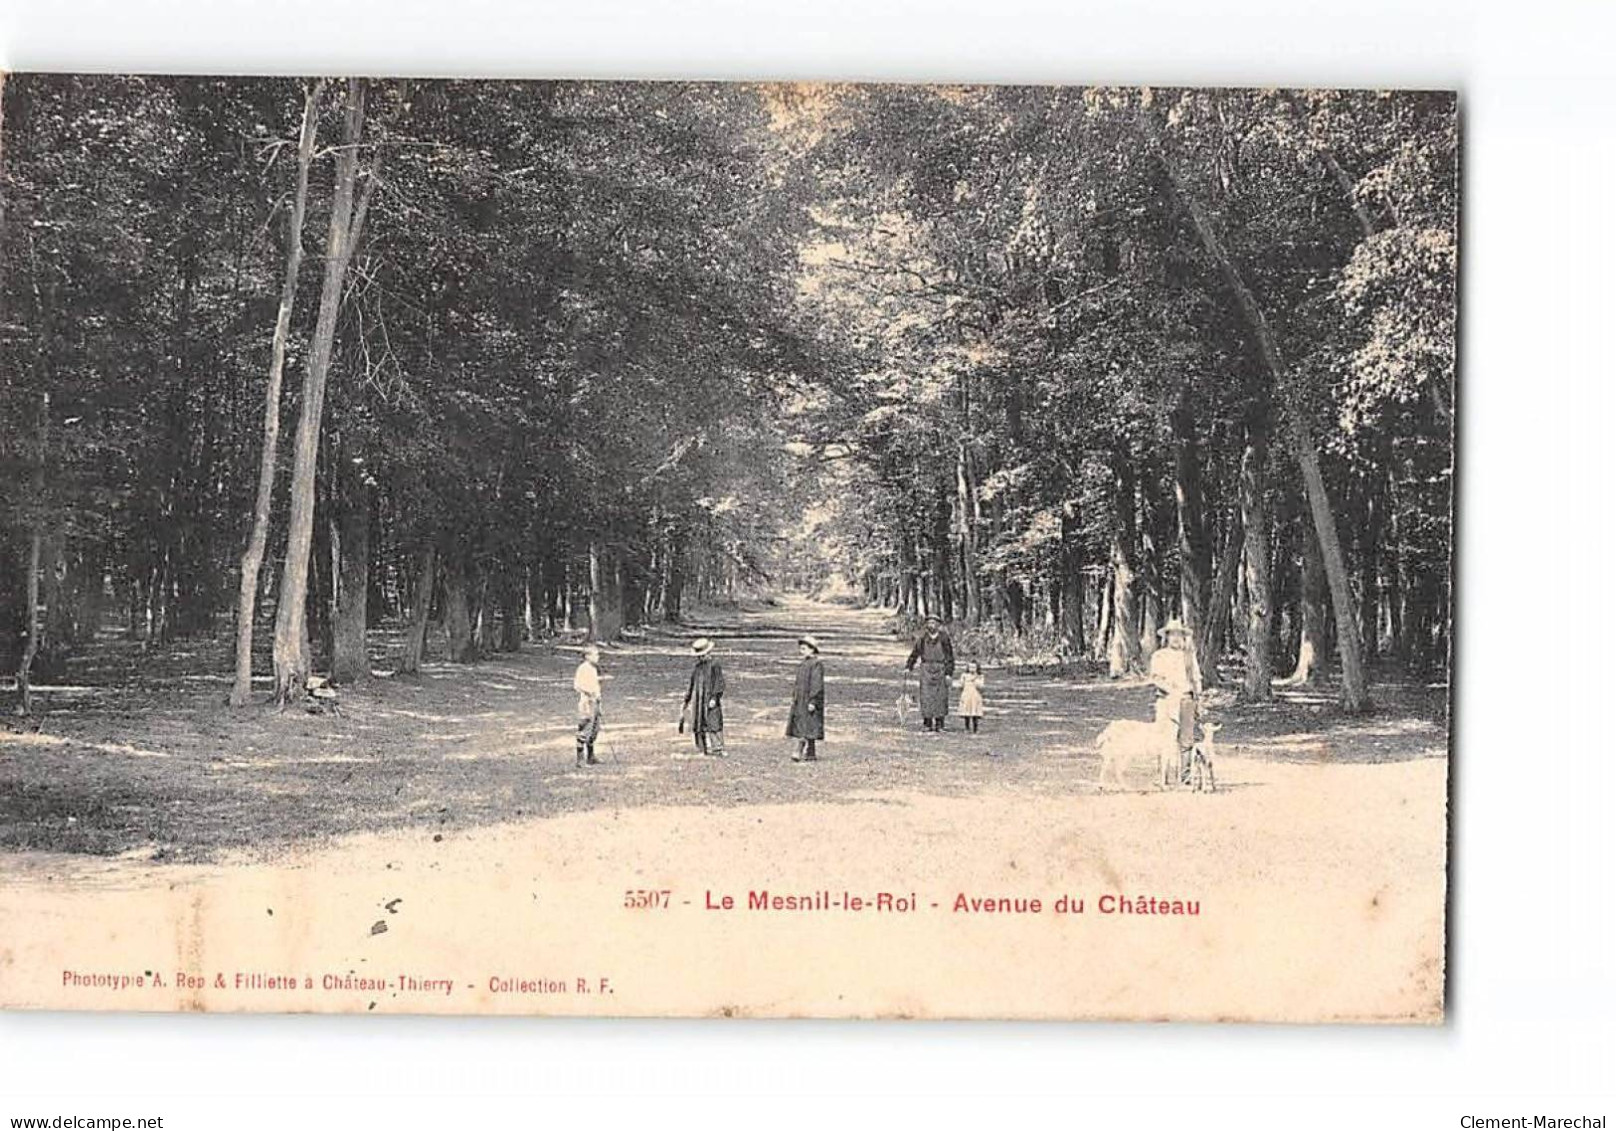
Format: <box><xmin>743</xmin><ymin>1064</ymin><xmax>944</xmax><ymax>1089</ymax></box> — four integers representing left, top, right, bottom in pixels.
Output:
<box><xmin>1188</xmin><ymin>721</ymin><xmax>1220</xmax><ymax>793</ymax></box>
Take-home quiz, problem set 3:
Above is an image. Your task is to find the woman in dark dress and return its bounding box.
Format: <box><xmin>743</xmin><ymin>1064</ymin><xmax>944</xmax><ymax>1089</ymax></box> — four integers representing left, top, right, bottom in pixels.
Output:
<box><xmin>786</xmin><ymin>634</ymin><xmax>824</xmax><ymax>762</ymax></box>
<box><xmin>682</xmin><ymin>637</ymin><xmax>726</xmax><ymax>757</ymax></box>
<box><xmin>905</xmin><ymin>615</ymin><xmax>955</xmax><ymax>731</ymax></box>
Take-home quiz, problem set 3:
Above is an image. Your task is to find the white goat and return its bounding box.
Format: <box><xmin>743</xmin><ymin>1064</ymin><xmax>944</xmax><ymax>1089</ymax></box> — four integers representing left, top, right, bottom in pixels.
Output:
<box><xmin>1096</xmin><ymin>715</ymin><xmax>1180</xmax><ymax>792</ymax></box>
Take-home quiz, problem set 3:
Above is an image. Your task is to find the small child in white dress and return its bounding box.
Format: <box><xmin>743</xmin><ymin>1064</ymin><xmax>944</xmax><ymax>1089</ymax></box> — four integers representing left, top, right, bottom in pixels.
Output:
<box><xmin>956</xmin><ymin>661</ymin><xmax>986</xmax><ymax>733</ymax></box>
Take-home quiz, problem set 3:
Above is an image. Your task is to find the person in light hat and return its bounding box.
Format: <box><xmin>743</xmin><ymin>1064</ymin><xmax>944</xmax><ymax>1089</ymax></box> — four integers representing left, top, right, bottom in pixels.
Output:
<box><xmin>904</xmin><ymin>613</ymin><xmax>955</xmax><ymax>732</ymax></box>
<box><xmin>573</xmin><ymin>644</ymin><xmax>604</xmax><ymax>768</ymax></box>
<box><xmin>681</xmin><ymin>637</ymin><xmax>727</xmax><ymax>757</ymax></box>
<box><xmin>1148</xmin><ymin>618</ymin><xmax>1201</xmax><ymax>783</ymax></box>
<box><xmin>786</xmin><ymin>634</ymin><xmax>825</xmax><ymax>762</ymax></box>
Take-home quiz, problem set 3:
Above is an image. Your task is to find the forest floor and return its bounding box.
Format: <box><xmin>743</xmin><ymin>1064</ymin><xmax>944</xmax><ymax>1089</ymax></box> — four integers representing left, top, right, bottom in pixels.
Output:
<box><xmin>0</xmin><ymin>594</ymin><xmax>1449</xmax><ymax>862</ymax></box>
<box><xmin>0</xmin><ymin>596</ymin><xmax>1452</xmax><ymax>1020</ymax></box>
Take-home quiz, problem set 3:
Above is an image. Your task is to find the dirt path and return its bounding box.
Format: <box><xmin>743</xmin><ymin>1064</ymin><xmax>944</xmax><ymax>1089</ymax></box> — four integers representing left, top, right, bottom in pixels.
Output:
<box><xmin>0</xmin><ymin>598</ymin><xmax>1450</xmax><ymax>1022</ymax></box>
<box><xmin>0</xmin><ymin>596</ymin><xmax>1446</xmax><ymax>862</ymax></box>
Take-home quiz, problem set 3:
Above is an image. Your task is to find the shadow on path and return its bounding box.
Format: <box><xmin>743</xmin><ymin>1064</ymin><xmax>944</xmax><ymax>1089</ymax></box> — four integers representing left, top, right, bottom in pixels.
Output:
<box><xmin>0</xmin><ymin>596</ymin><xmax>1447</xmax><ymax>862</ymax></box>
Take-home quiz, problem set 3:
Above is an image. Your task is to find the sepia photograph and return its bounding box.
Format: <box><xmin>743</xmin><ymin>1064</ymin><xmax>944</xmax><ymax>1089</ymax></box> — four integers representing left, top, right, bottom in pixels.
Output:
<box><xmin>0</xmin><ymin>74</ymin><xmax>1457</xmax><ymax>1022</ymax></box>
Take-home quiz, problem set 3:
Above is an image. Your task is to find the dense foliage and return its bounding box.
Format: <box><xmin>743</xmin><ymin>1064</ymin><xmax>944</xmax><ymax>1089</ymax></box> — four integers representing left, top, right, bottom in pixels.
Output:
<box><xmin>0</xmin><ymin>78</ymin><xmax>1455</xmax><ymax>709</ymax></box>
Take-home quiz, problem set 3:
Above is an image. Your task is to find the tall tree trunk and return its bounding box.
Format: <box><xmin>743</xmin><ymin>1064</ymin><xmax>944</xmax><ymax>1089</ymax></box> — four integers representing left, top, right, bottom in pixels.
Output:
<box><xmin>499</xmin><ymin>564</ymin><xmax>525</xmax><ymax>651</ymax></box>
<box><xmin>956</xmin><ymin>441</ymin><xmax>983</xmax><ymax>625</ymax></box>
<box><xmin>1269</xmin><ymin>503</ymin><xmax>1297</xmax><ymax>663</ymax></box>
<box><xmin>15</xmin><ymin>525</ymin><xmax>42</xmax><ymax>715</ymax></box>
<box><xmin>400</xmin><ymin>543</ymin><xmax>435</xmax><ymax>675</ymax></box>
<box><xmin>1285</xmin><ymin>515</ymin><xmax>1329</xmax><ymax>685</ymax></box>
<box><xmin>588</xmin><ymin>540</ymin><xmax>624</xmax><ymax>643</ymax></box>
<box><xmin>525</xmin><ymin>563</ymin><xmax>541</xmax><ymax>639</ymax></box>
<box><xmin>441</xmin><ymin>551</ymin><xmax>476</xmax><ymax>663</ymax></box>
<box><xmin>1058</xmin><ymin>504</ymin><xmax>1085</xmax><ymax>656</ymax></box>
<box><xmin>330</xmin><ymin>459</ymin><xmax>371</xmax><ymax>683</ymax></box>
<box><xmin>1288</xmin><ymin>416</ymin><xmax>1369</xmax><ymax>710</ymax></box>
<box><xmin>272</xmin><ymin>79</ymin><xmax>381</xmax><ymax>704</ymax></box>
<box><xmin>1387</xmin><ymin>470</ymin><xmax>1408</xmax><ymax>662</ymax></box>
<box><xmin>48</xmin><ymin>544</ymin><xmax>105</xmax><ymax>657</ymax></box>
<box><xmin>897</xmin><ymin>534</ymin><xmax>917</xmax><ymax>617</ymax></box>
<box><xmin>1138</xmin><ymin>468</ymin><xmax>1164</xmax><ymax>664</ymax></box>
<box><xmin>932</xmin><ymin>497</ymin><xmax>954</xmax><ymax>623</ymax></box>
<box><xmin>1172</xmin><ymin>389</ymin><xmax>1214</xmax><ymax>682</ymax></box>
<box><xmin>543</xmin><ymin>550</ymin><xmax>566</xmax><ymax>633</ymax></box>
<box><xmin>146</xmin><ymin>560</ymin><xmax>166</xmax><ymax>644</ymax></box>
<box><xmin>956</xmin><ymin>374</ymin><xmax>984</xmax><ymax>625</ymax></box>
<box><xmin>1410</xmin><ymin>557</ymin><xmax>1443</xmax><ymax>674</ymax></box>
<box><xmin>311</xmin><ymin>483</ymin><xmax>336</xmax><ymax>670</ymax></box>
<box><xmin>152</xmin><ymin>238</ymin><xmax>196</xmax><ymax>646</ymax></box>
<box><xmin>1199</xmin><ymin>509</ymin><xmax>1242</xmax><ymax>680</ymax></box>
<box><xmin>988</xmin><ymin>496</ymin><xmax>1011</xmax><ymax>625</ymax></box>
<box><xmin>16</xmin><ymin>227</ymin><xmax>54</xmax><ymax>712</ymax></box>
<box><xmin>664</xmin><ymin>533</ymin><xmax>685</xmax><ymax>623</ymax></box>
<box><xmin>620</xmin><ymin>551</ymin><xmax>643</xmax><ymax>632</ymax></box>
<box><xmin>470</xmin><ymin>567</ymin><xmax>492</xmax><ymax>652</ymax></box>
<box><xmin>1146</xmin><ymin>109</ymin><xmax>1369</xmax><ymax>711</ymax></box>
<box><xmin>228</xmin><ymin>74</ymin><xmax>317</xmax><ymax>699</ymax></box>
<box><xmin>1107</xmin><ymin>451</ymin><xmax>1141</xmax><ymax>678</ymax></box>
<box><xmin>1356</xmin><ymin>452</ymin><xmax>1386</xmax><ymax>661</ymax></box>
<box><xmin>1093</xmin><ymin>567</ymin><xmax>1113</xmax><ymax>663</ymax></box>
<box><xmin>1239</xmin><ymin>427</ymin><xmax>1275</xmax><ymax>701</ymax></box>
<box><xmin>14</xmin><ymin>392</ymin><xmax>48</xmax><ymax>715</ymax></box>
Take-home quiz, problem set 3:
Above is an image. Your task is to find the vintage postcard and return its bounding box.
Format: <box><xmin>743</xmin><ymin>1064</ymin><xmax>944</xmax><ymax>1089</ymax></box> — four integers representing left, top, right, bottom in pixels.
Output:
<box><xmin>0</xmin><ymin>75</ymin><xmax>1455</xmax><ymax>1021</ymax></box>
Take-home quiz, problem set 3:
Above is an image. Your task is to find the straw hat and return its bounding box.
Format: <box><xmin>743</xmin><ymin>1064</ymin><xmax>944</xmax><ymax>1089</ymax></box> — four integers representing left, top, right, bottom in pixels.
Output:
<box><xmin>582</xmin><ymin>643</ymin><xmax>602</xmax><ymax>658</ymax></box>
<box><xmin>691</xmin><ymin>637</ymin><xmax>714</xmax><ymax>656</ymax></box>
<box><xmin>1158</xmin><ymin>619</ymin><xmax>1190</xmax><ymax>639</ymax></box>
<box><xmin>798</xmin><ymin>634</ymin><xmax>821</xmax><ymax>653</ymax></box>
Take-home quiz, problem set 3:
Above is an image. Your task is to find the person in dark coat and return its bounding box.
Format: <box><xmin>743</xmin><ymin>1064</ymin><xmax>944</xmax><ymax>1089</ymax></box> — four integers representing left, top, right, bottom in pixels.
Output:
<box><xmin>682</xmin><ymin>637</ymin><xmax>727</xmax><ymax>757</ymax></box>
<box><xmin>905</xmin><ymin>614</ymin><xmax>955</xmax><ymax>731</ymax></box>
<box><xmin>786</xmin><ymin>634</ymin><xmax>825</xmax><ymax>762</ymax></box>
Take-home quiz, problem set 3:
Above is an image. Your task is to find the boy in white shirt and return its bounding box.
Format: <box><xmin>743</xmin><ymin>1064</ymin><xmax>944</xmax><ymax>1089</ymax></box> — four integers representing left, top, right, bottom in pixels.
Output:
<box><xmin>574</xmin><ymin>644</ymin><xmax>603</xmax><ymax>767</ymax></box>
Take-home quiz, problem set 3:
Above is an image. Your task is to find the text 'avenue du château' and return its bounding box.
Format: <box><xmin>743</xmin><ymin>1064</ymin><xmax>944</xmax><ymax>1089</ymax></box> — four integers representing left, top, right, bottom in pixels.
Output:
<box><xmin>699</xmin><ymin>890</ymin><xmax>1201</xmax><ymax>917</ymax></box>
